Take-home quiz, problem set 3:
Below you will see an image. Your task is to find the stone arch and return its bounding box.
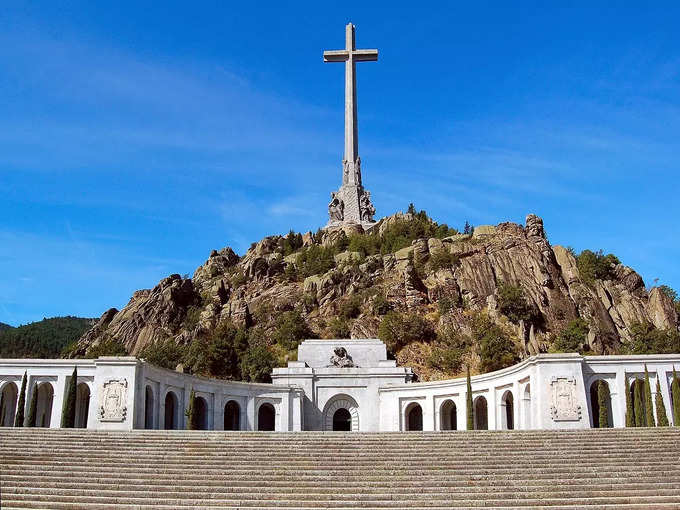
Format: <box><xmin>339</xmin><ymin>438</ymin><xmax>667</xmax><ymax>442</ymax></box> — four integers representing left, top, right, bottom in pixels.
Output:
<box><xmin>589</xmin><ymin>379</ymin><xmax>612</xmax><ymax>428</ymax></box>
<box><xmin>35</xmin><ymin>382</ymin><xmax>54</xmax><ymax>428</ymax></box>
<box><xmin>323</xmin><ymin>395</ymin><xmax>359</xmax><ymax>432</ymax></box>
<box><xmin>405</xmin><ymin>402</ymin><xmax>423</xmax><ymax>431</ymax></box>
<box><xmin>522</xmin><ymin>384</ymin><xmax>532</xmax><ymax>430</ymax></box>
<box><xmin>501</xmin><ymin>390</ymin><xmax>514</xmax><ymax>430</ymax></box>
<box><xmin>194</xmin><ymin>396</ymin><xmax>208</xmax><ymax>430</ymax></box>
<box><xmin>473</xmin><ymin>396</ymin><xmax>488</xmax><ymax>430</ymax></box>
<box><xmin>224</xmin><ymin>400</ymin><xmax>240</xmax><ymax>431</ymax></box>
<box><xmin>440</xmin><ymin>399</ymin><xmax>457</xmax><ymax>431</ymax></box>
<box><xmin>257</xmin><ymin>402</ymin><xmax>276</xmax><ymax>431</ymax></box>
<box><xmin>164</xmin><ymin>391</ymin><xmax>178</xmax><ymax>430</ymax></box>
<box><xmin>75</xmin><ymin>383</ymin><xmax>90</xmax><ymax>428</ymax></box>
<box><xmin>0</xmin><ymin>381</ymin><xmax>18</xmax><ymax>427</ymax></box>
<box><xmin>144</xmin><ymin>385</ymin><xmax>155</xmax><ymax>429</ymax></box>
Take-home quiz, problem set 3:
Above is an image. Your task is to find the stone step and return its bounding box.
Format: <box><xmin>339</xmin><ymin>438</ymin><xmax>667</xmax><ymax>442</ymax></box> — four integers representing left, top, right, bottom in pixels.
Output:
<box><xmin>4</xmin><ymin>504</ymin><xmax>680</xmax><ymax>510</ymax></box>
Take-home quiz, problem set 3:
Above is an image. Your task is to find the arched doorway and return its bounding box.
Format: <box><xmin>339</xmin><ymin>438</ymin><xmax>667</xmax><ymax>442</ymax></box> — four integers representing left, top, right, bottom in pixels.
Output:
<box><xmin>522</xmin><ymin>384</ymin><xmax>532</xmax><ymax>430</ymax></box>
<box><xmin>405</xmin><ymin>403</ymin><xmax>423</xmax><ymax>431</ymax></box>
<box><xmin>144</xmin><ymin>386</ymin><xmax>154</xmax><ymax>429</ymax></box>
<box><xmin>35</xmin><ymin>382</ymin><xmax>54</xmax><ymax>428</ymax></box>
<box><xmin>164</xmin><ymin>392</ymin><xmax>177</xmax><ymax>430</ymax></box>
<box><xmin>501</xmin><ymin>391</ymin><xmax>514</xmax><ymax>430</ymax></box>
<box><xmin>590</xmin><ymin>380</ymin><xmax>612</xmax><ymax>428</ymax></box>
<box><xmin>257</xmin><ymin>403</ymin><xmax>275</xmax><ymax>431</ymax></box>
<box><xmin>194</xmin><ymin>396</ymin><xmax>208</xmax><ymax>430</ymax></box>
<box><xmin>75</xmin><ymin>383</ymin><xmax>90</xmax><ymax>428</ymax></box>
<box><xmin>0</xmin><ymin>382</ymin><xmax>18</xmax><ymax>427</ymax></box>
<box><xmin>440</xmin><ymin>400</ymin><xmax>457</xmax><ymax>430</ymax></box>
<box><xmin>474</xmin><ymin>396</ymin><xmax>488</xmax><ymax>430</ymax></box>
<box><xmin>332</xmin><ymin>408</ymin><xmax>352</xmax><ymax>431</ymax></box>
<box><xmin>224</xmin><ymin>400</ymin><xmax>240</xmax><ymax>431</ymax></box>
<box><xmin>323</xmin><ymin>395</ymin><xmax>359</xmax><ymax>431</ymax></box>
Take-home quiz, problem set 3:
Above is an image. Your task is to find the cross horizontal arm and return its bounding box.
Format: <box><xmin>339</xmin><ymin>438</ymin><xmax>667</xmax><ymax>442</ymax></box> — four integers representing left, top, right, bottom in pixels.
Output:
<box><xmin>323</xmin><ymin>50</ymin><xmax>349</xmax><ymax>62</ymax></box>
<box><xmin>352</xmin><ymin>49</ymin><xmax>378</xmax><ymax>62</ymax></box>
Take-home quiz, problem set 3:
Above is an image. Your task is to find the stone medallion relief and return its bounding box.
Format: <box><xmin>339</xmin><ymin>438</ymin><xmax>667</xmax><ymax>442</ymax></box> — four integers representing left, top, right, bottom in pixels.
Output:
<box><xmin>98</xmin><ymin>378</ymin><xmax>128</xmax><ymax>422</ymax></box>
<box><xmin>549</xmin><ymin>376</ymin><xmax>582</xmax><ymax>422</ymax></box>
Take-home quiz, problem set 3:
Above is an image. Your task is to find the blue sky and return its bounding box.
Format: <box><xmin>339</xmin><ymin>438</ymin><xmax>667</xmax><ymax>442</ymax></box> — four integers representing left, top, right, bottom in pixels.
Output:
<box><xmin>2</xmin><ymin>2</ymin><xmax>679</xmax><ymax>326</ymax></box>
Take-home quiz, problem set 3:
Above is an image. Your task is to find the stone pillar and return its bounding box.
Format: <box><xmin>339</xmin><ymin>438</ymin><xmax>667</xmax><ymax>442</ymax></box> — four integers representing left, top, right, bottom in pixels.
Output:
<box><xmin>658</xmin><ymin>368</ymin><xmax>674</xmax><ymax>426</ymax></box>
<box><xmin>423</xmin><ymin>395</ymin><xmax>435</xmax><ymax>431</ymax></box>
<box><xmin>214</xmin><ymin>393</ymin><xmax>224</xmax><ymax>431</ymax></box>
<box><xmin>614</xmin><ymin>370</ymin><xmax>627</xmax><ymax>428</ymax></box>
<box><xmin>49</xmin><ymin>374</ymin><xmax>66</xmax><ymax>428</ymax></box>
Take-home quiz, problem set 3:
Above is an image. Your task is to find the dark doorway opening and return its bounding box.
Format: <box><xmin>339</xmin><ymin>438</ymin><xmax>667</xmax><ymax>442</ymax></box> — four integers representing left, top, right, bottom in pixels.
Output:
<box><xmin>332</xmin><ymin>408</ymin><xmax>352</xmax><ymax>431</ymax></box>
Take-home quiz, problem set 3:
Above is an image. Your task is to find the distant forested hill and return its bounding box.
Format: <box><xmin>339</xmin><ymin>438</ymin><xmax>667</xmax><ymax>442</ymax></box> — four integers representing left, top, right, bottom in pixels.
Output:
<box><xmin>0</xmin><ymin>317</ymin><xmax>95</xmax><ymax>358</ymax></box>
<box><xmin>0</xmin><ymin>322</ymin><xmax>13</xmax><ymax>332</ymax></box>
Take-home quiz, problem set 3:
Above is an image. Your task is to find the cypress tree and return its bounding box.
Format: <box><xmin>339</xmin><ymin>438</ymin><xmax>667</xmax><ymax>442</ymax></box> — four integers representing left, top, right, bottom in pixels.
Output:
<box><xmin>14</xmin><ymin>371</ymin><xmax>27</xmax><ymax>427</ymax></box>
<box><xmin>185</xmin><ymin>389</ymin><xmax>197</xmax><ymax>430</ymax></box>
<box><xmin>634</xmin><ymin>379</ymin><xmax>645</xmax><ymax>427</ymax></box>
<box><xmin>625</xmin><ymin>376</ymin><xmax>634</xmax><ymax>427</ymax></box>
<box><xmin>643</xmin><ymin>365</ymin><xmax>655</xmax><ymax>427</ymax></box>
<box><xmin>26</xmin><ymin>384</ymin><xmax>38</xmax><ymax>427</ymax></box>
<box><xmin>597</xmin><ymin>381</ymin><xmax>609</xmax><ymax>428</ymax></box>
<box><xmin>655</xmin><ymin>377</ymin><xmax>669</xmax><ymax>427</ymax></box>
<box><xmin>0</xmin><ymin>390</ymin><xmax>6</xmax><ymax>426</ymax></box>
<box><xmin>61</xmin><ymin>367</ymin><xmax>77</xmax><ymax>428</ymax></box>
<box><xmin>671</xmin><ymin>367</ymin><xmax>680</xmax><ymax>427</ymax></box>
<box><xmin>466</xmin><ymin>366</ymin><xmax>474</xmax><ymax>430</ymax></box>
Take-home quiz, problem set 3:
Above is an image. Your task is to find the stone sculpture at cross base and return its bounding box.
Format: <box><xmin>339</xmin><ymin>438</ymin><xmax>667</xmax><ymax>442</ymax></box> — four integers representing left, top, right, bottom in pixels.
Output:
<box><xmin>324</xmin><ymin>23</ymin><xmax>378</xmax><ymax>230</ymax></box>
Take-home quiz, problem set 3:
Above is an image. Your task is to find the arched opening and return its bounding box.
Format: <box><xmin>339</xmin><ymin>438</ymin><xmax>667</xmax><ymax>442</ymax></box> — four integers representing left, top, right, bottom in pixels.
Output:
<box><xmin>522</xmin><ymin>384</ymin><xmax>531</xmax><ymax>430</ymax></box>
<box><xmin>501</xmin><ymin>390</ymin><xmax>514</xmax><ymax>430</ymax></box>
<box><xmin>590</xmin><ymin>380</ymin><xmax>612</xmax><ymax>428</ymax></box>
<box><xmin>0</xmin><ymin>382</ymin><xmax>18</xmax><ymax>427</ymax></box>
<box><xmin>75</xmin><ymin>383</ymin><xmax>90</xmax><ymax>428</ymax></box>
<box><xmin>164</xmin><ymin>391</ymin><xmax>177</xmax><ymax>430</ymax></box>
<box><xmin>194</xmin><ymin>396</ymin><xmax>208</xmax><ymax>430</ymax></box>
<box><xmin>35</xmin><ymin>382</ymin><xmax>54</xmax><ymax>428</ymax></box>
<box><xmin>323</xmin><ymin>395</ymin><xmax>359</xmax><ymax>431</ymax></box>
<box><xmin>224</xmin><ymin>400</ymin><xmax>240</xmax><ymax>431</ymax></box>
<box><xmin>405</xmin><ymin>403</ymin><xmax>423</xmax><ymax>431</ymax></box>
<box><xmin>332</xmin><ymin>408</ymin><xmax>352</xmax><ymax>431</ymax></box>
<box><xmin>473</xmin><ymin>396</ymin><xmax>488</xmax><ymax>430</ymax></box>
<box><xmin>440</xmin><ymin>400</ymin><xmax>457</xmax><ymax>430</ymax></box>
<box><xmin>257</xmin><ymin>403</ymin><xmax>275</xmax><ymax>431</ymax></box>
<box><xmin>144</xmin><ymin>386</ymin><xmax>154</xmax><ymax>430</ymax></box>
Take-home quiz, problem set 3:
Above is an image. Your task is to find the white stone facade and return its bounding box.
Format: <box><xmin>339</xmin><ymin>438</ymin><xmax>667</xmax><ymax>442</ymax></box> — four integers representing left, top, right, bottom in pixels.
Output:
<box><xmin>1</xmin><ymin>340</ymin><xmax>679</xmax><ymax>432</ymax></box>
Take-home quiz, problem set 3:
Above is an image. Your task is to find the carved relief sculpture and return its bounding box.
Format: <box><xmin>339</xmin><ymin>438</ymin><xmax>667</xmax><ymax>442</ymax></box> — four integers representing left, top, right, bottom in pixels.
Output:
<box><xmin>329</xmin><ymin>346</ymin><xmax>356</xmax><ymax>368</ymax></box>
<box><xmin>328</xmin><ymin>192</ymin><xmax>344</xmax><ymax>222</ymax></box>
<box><xmin>98</xmin><ymin>378</ymin><xmax>128</xmax><ymax>422</ymax></box>
<box><xmin>549</xmin><ymin>376</ymin><xmax>582</xmax><ymax>421</ymax></box>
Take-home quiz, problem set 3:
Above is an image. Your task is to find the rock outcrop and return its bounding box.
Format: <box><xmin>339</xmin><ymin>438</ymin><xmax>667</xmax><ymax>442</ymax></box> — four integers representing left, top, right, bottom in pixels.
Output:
<box><xmin>72</xmin><ymin>212</ymin><xmax>679</xmax><ymax>375</ymax></box>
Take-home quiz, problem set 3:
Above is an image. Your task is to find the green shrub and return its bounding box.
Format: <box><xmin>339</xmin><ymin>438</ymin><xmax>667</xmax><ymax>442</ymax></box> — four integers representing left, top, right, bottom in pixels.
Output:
<box><xmin>633</xmin><ymin>379</ymin><xmax>645</xmax><ymax>426</ymax></box>
<box><xmin>625</xmin><ymin>377</ymin><xmax>634</xmax><ymax>427</ymax></box>
<box><xmin>14</xmin><ymin>372</ymin><xmax>26</xmax><ymax>427</ymax></box>
<box><xmin>659</xmin><ymin>285</ymin><xmax>680</xmax><ymax>317</ymax></box>
<box><xmin>597</xmin><ymin>380</ymin><xmax>609</xmax><ymax>428</ymax></box>
<box><xmin>295</xmin><ymin>245</ymin><xmax>336</xmax><ymax>277</ymax></box>
<box><xmin>552</xmin><ymin>318</ymin><xmax>589</xmax><ymax>353</ymax></box>
<box><xmin>339</xmin><ymin>295</ymin><xmax>362</xmax><ymax>319</ymax></box>
<box><xmin>61</xmin><ymin>367</ymin><xmax>77</xmax><ymax>428</ymax></box>
<box><xmin>372</xmin><ymin>293</ymin><xmax>392</xmax><ymax>315</ymax></box>
<box><xmin>184</xmin><ymin>322</ymin><xmax>243</xmax><ymax>379</ymax></box>
<box><xmin>85</xmin><ymin>337</ymin><xmax>127</xmax><ymax>358</ymax></box>
<box><xmin>672</xmin><ymin>368</ymin><xmax>680</xmax><ymax>426</ymax></box>
<box><xmin>272</xmin><ymin>311</ymin><xmax>313</xmax><ymax>351</ymax></box>
<box><xmin>26</xmin><ymin>383</ymin><xmax>38</xmax><ymax>427</ymax></box>
<box><xmin>576</xmin><ymin>249</ymin><xmax>620</xmax><ymax>284</ymax></box>
<box><xmin>626</xmin><ymin>322</ymin><xmax>680</xmax><ymax>354</ymax></box>
<box><xmin>348</xmin><ymin>233</ymin><xmax>381</xmax><ymax>257</ymax></box>
<box><xmin>655</xmin><ymin>376</ymin><xmax>669</xmax><ymax>426</ymax></box>
<box><xmin>327</xmin><ymin>317</ymin><xmax>351</xmax><ymax>338</ymax></box>
<box><xmin>497</xmin><ymin>281</ymin><xmax>534</xmax><ymax>324</ymax></box>
<box><xmin>378</xmin><ymin>311</ymin><xmax>435</xmax><ymax>352</ymax></box>
<box><xmin>473</xmin><ymin>313</ymin><xmax>519</xmax><ymax>373</ymax></box>
<box><xmin>138</xmin><ymin>339</ymin><xmax>185</xmax><ymax>371</ymax></box>
<box><xmin>644</xmin><ymin>365</ymin><xmax>655</xmax><ymax>426</ymax></box>
<box><xmin>184</xmin><ymin>306</ymin><xmax>202</xmax><ymax>331</ymax></box>
<box><xmin>428</xmin><ymin>251</ymin><xmax>459</xmax><ymax>272</ymax></box>
<box><xmin>240</xmin><ymin>346</ymin><xmax>276</xmax><ymax>383</ymax></box>
<box><xmin>280</xmin><ymin>230</ymin><xmax>304</xmax><ymax>255</ymax></box>
<box><xmin>428</xmin><ymin>325</ymin><xmax>471</xmax><ymax>373</ymax></box>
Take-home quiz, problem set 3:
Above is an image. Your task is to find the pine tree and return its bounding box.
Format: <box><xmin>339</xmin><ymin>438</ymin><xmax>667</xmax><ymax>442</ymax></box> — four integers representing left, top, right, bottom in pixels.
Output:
<box><xmin>655</xmin><ymin>377</ymin><xmax>669</xmax><ymax>427</ymax></box>
<box><xmin>185</xmin><ymin>389</ymin><xmax>197</xmax><ymax>430</ymax></box>
<box><xmin>26</xmin><ymin>384</ymin><xmax>38</xmax><ymax>427</ymax></box>
<box><xmin>14</xmin><ymin>371</ymin><xmax>27</xmax><ymax>427</ymax></box>
<box><xmin>60</xmin><ymin>367</ymin><xmax>77</xmax><ymax>428</ymax></box>
<box><xmin>597</xmin><ymin>381</ymin><xmax>609</xmax><ymax>428</ymax></box>
<box><xmin>466</xmin><ymin>366</ymin><xmax>474</xmax><ymax>430</ymax></box>
<box><xmin>634</xmin><ymin>380</ymin><xmax>645</xmax><ymax>427</ymax></box>
<box><xmin>671</xmin><ymin>367</ymin><xmax>680</xmax><ymax>426</ymax></box>
<box><xmin>644</xmin><ymin>365</ymin><xmax>655</xmax><ymax>427</ymax></box>
<box><xmin>625</xmin><ymin>377</ymin><xmax>634</xmax><ymax>427</ymax></box>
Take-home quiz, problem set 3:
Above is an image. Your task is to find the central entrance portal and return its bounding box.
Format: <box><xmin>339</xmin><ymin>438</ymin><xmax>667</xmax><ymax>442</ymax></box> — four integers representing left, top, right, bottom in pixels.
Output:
<box><xmin>332</xmin><ymin>408</ymin><xmax>352</xmax><ymax>431</ymax></box>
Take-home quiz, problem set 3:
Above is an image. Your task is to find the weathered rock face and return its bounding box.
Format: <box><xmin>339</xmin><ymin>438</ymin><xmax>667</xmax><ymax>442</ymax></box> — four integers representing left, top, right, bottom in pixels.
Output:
<box><xmin>73</xmin><ymin>213</ymin><xmax>678</xmax><ymax>374</ymax></box>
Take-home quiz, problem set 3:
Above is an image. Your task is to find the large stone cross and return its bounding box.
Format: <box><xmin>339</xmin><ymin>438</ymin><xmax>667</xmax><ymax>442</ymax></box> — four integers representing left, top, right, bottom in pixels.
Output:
<box><xmin>323</xmin><ymin>23</ymin><xmax>378</xmax><ymax>227</ymax></box>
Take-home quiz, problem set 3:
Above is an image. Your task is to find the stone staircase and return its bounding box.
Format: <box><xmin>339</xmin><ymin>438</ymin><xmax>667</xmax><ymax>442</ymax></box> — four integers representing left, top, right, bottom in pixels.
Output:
<box><xmin>1</xmin><ymin>428</ymin><xmax>680</xmax><ymax>509</ymax></box>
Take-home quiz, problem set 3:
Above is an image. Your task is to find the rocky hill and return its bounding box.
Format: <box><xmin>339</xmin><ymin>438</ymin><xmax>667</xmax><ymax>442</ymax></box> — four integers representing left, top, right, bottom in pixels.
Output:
<box><xmin>69</xmin><ymin>211</ymin><xmax>679</xmax><ymax>381</ymax></box>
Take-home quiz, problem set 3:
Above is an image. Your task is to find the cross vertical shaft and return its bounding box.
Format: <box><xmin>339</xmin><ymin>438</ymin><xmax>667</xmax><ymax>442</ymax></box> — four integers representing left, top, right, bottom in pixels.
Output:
<box><xmin>345</xmin><ymin>23</ymin><xmax>358</xmax><ymax>168</ymax></box>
